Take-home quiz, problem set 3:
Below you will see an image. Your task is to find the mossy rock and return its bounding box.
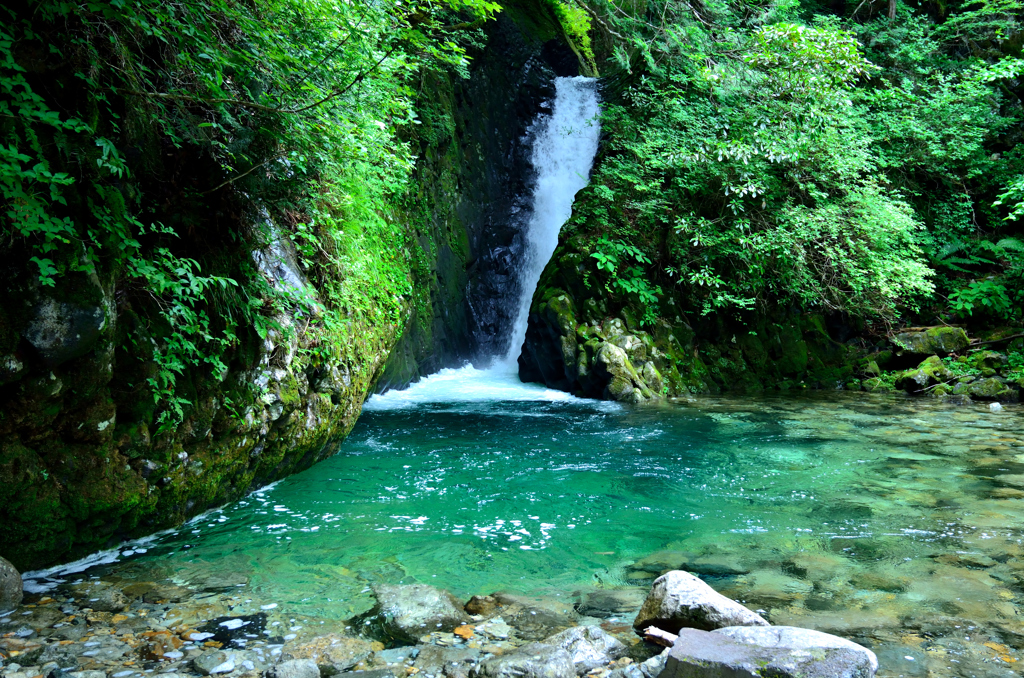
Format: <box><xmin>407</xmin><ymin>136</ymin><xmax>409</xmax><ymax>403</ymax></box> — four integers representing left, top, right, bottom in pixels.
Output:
<box><xmin>862</xmin><ymin>377</ymin><xmax>894</xmax><ymax>393</ymax></box>
<box><xmin>895</xmin><ymin>355</ymin><xmax>953</xmax><ymax>393</ymax></box>
<box><xmin>893</xmin><ymin>327</ymin><xmax>969</xmax><ymax>356</ymax></box>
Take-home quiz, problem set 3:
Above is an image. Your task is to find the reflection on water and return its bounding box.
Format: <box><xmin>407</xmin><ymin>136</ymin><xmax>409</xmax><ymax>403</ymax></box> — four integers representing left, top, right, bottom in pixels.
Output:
<box><xmin>25</xmin><ymin>373</ymin><xmax>1024</xmax><ymax>676</ymax></box>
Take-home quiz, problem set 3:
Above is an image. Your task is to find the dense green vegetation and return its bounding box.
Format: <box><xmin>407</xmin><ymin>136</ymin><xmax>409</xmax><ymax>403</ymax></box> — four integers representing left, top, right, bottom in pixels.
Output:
<box><xmin>1</xmin><ymin>0</ymin><xmax>498</xmax><ymax>425</ymax></box>
<box><xmin>3</xmin><ymin>0</ymin><xmax>1023</xmax><ymax>413</ymax></box>
<box><xmin>568</xmin><ymin>0</ymin><xmax>1024</xmax><ymax>331</ymax></box>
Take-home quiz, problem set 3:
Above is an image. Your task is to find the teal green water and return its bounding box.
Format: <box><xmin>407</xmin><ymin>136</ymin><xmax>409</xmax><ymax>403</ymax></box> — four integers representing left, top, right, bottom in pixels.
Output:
<box><xmin>30</xmin><ymin>369</ymin><xmax>1024</xmax><ymax>668</ymax></box>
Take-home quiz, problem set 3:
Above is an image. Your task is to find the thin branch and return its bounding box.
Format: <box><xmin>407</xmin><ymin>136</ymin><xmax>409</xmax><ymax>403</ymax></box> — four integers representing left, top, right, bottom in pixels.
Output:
<box><xmin>288</xmin><ymin>46</ymin><xmax>398</xmax><ymax>114</ymax></box>
<box><xmin>201</xmin><ymin>154</ymin><xmax>282</xmax><ymax>195</ymax></box>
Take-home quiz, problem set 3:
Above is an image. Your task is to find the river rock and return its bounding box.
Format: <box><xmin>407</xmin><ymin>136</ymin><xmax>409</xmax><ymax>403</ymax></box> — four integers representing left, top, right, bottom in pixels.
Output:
<box><xmin>284</xmin><ymin>634</ymin><xmax>373</xmax><ymax>673</ymax></box>
<box><xmin>662</xmin><ymin>628</ymin><xmax>875</xmax><ymax>678</ymax></box>
<box><xmin>414</xmin><ymin>644</ymin><xmax>481</xmax><ymax>675</ymax></box>
<box><xmin>466</xmin><ymin>595</ymin><xmax>499</xmax><ymax>616</ymax></box>
<box><xmin>607</xmin><ymin>648</ymin><xmax>669</xmax><ymax>678</ymax></box>
<box><xmin>574</xmin><ymin>589</ymin><xmax>647</xmax><ymax>618</ymax></box>
<box><xmin>72</xmin><ymin>582</ymin><xmax>128</xmax><ymax>612</ymax></box>
<box><xmin>893</xmin><ymin>327</ymin><xmax>969</xmax><ymax>357</ymax></box>
<box><xmin>0</xmin><ymin>557</ymin><xmax>22</xmax><ymax>611</ymax></box>
<box><xmin>193</xmin><ymin>649</ymin><xmax>259</xmax><ymax>676</ymax></box>
<box><xmin>470</xmin><ymin>643</ymin><xmax>575</xmax><ymax>678</ymax></box>
<box><xmin>359</xmin><ymin>584</ymin><xmax>469</xmax><ymax>644</ymax></box>
<box><xmin>713</xmin><ymin>626</ymin><xmax>878</xmax><ymax>673</ymax></box>
<box><xmin>270</xmin><ymin>659</ymin><xmax>320</xmax><ymax>678</ymax></box>
<box><xmin>633</xmin><ymin>571</ymin><xmax>768</xmax><ymax>634</ymax></box>
<box><xmin>545</xmin><ymin>625</ymin><xmax>626</xmax><ymax>673</ymax></box>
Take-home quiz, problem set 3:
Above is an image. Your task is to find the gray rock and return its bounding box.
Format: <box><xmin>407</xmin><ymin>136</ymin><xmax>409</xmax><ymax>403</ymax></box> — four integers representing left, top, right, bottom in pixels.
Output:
<box><xmin>270</xmin><ymin>659</ymin><xmax>321</xmax><ymax>678</ymax></box>
<box><xmin>414</xmin><ymin>645</ymin><xmax>481</xmax><ymax>675</ymax></box>
<box><xmin>662</xmin><ymin>628</ymin><xmax>874</xmax><ymax>678</ymax></box>
<box><xmin>471</xmin><ymin>643</ymin><xmax>575</xmax><ymax>678</ymax></box>
<box><xmin>358</xmin><ymin>584</ymin><xmax>469</xmax><ymax>644</ymax></box>
<box><xmin>80</xmin><ymin>585</ymin><xmax>128</xmax><ymax>612</ymax></box>
<box><xmin>574</xmin><ymin>590</ymin><xmax>646</xmax><ymax>618</ymax></box>
<box><xmin>193</xmin><ymin>650</ymin><xmax>258</xmax><ymax>676</ymax></box>
<box><xmin>284</xmin><ymin>634</ymin><xmax>373</xmax><ymax>673</ymax></box>
<box><xmin>544</xmin><ymin>626</ymin><xmax>626</xmax><ymax>674</ymax></box>
<box><xmin>712</xmin><ymin>626</ymin><xmax>878</xmax><ymax>674</ymax></box>
<box><xmin>633</xmin><ymin>571</ymin><xmax>767</xmax><ymax>634</ymax></box>
<box><xmin>0</xmin><ymin>558</ymin><xmax>22</xmax><ymax>611</ymax></box>
<box><xmin>506</xmin><ymin>606</ymin><xmax>572</xmax><ymax>641</ymax></box>
<box><xmin>22</xmin><ymin>284</ymin><xmax>109</xmax><ymax>368</ymax></box>
<box><xmin>607</xmin><ymin>648</ymin><xmax>669</xmax><ymax>678</ymax></box>
<box><xmin>67</xmin><ymin>672</ymin><xmax>107</xmax><ymax>678</ymax></box>
<box><xmin>377</xmin><ymin>647</ymin><xmax>419</xmax><ymax>666</ymax></box>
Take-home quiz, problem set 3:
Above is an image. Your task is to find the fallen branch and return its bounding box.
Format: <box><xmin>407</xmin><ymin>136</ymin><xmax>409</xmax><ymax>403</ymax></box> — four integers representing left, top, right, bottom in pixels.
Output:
<box><xmin>643</xmin><ymin>626</ymin><xmax>678</xmax><ymax>647</ymax></box>
<box><xmin>970</xmin><ymin>333</ymin><xmax>1024</xmax><ymax>347</ymax></box>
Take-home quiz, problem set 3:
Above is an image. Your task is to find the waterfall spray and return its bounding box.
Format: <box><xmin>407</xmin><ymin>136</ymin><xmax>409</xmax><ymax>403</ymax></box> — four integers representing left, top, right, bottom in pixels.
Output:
<box><xmin>500</xmin><ymin>76</ymin><xmax>601</xmax><ymax>369</ymax></box>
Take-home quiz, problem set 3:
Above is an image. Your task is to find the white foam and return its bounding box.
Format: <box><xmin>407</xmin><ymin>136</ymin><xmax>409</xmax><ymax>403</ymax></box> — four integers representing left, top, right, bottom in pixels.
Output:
<box><xmin>365</xmin><ymin>365</ymin><xmax>583</xmax><ymax>410</ymax></box>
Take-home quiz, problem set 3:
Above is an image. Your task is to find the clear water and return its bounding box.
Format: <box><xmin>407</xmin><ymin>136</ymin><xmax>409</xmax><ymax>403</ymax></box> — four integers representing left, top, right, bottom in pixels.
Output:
<box><xmin>30</xmin><ymin>372</ymin><xmax>1024</xmax><ymax>664</ymax></box>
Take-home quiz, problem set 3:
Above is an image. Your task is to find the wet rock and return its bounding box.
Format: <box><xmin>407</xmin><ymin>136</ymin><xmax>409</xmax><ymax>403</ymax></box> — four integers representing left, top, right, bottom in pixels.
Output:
<box><xmin>22</xmin><ymin>287</ymin><xmax>109</xmax><ymax>368</ymax></box>
<box><xmin>628</xmin><ymin>552</ymin><xmax>690</xmax><ymax>576</ymax></box>
<box><xmin>196</xmin><ymin>613</ymin><xmax>267</xmax><ymax>645</ymax></box>
<box><xmin>141</xmin><ymin>630</ymin><xmax>185</xmax><ymax>660</ymax></box>
<box><xmin>0</xmin><ymin>558</ymin><xmax>22</xmax><ymax>611</ymax></box>
<box><xmin>358</xmin><ymin>584</ymin><xmax>469</xmax><ymax>644</ymax></box>
<box><xmin>507</xmin><ymin>607</ymin><xmax>573</xmax><ymax>641</ymax></box>
<box><xmin>270</xmin><ymin>659</ymin><xmax>321</xmax><ymax>678</ymax></box>
<box><xmin>607</xmin><ymin>648</ymin><xmax>668</xmax><ymax>678</ymax></box>
<box><xmin>284</xmin><ymin>634</ymin><xmax>373</xmax><ymax>673</ymax></box>
<box><xmin>470</xmin><ymin>643</ymin><xmax>575</xmax><ymax>678</ymax></box>
<box><xmin>193</xmin><ymin>649</ymin><xmax>258</xmax><ymax>675</ymax></box>
<box><xmin>545</xmin><ymin>625</ymin><xmax>626</xmax><ymax>673</ymax></box>
<box><xmin>712</xmin><ymin>625</ymin><xmax>878</xmax><ymax>674</ymax></box>
<box><xmin>894</xmin><ymin>327</ymin><xmax>969</xmax><ymax>357</ymax></box>
<box><xmin>663</xmin><ymin>628</ymin><xmax>875</xmax><ymax>678</ymax></box>
<box><xmin>414</xmin><ymin>645</ymin><xmax>481</xmax><ymax>675</ymax></box>
<box><xmin>72</xmin><ymin>582</ymin><xmax>128</xmax><ymax>612</ymax></box>
<box><xmin>632</xmin><ymin>571</ymin><xmax>768</xmax><ymax>634</ymax></box>
<box><xmin>0</xmin><ymin>638</ymin><xmax>43</xmax><ymax>664</ymax></box>
<box><xmin>476</xmin><ymin>618</ymin><xmax>513</xmax><ymax>641</ymax></box>
<box><xmin>574</xmin><ymin>590</ymin><xmax>647</xmax><ymax>618</ymax></box>
<box><xmin>465</xmin><ymin>596</ymin><xmax>499</xmax><ymax>617</ymax></box>
<box><xmin>122</xmin><ymin>581</ymin><xmax>191</xmax><ymax>604</ymax></box>
<box><xmin>67</xmin><ymin>672</ymin><xmax>107</xmax><ymax>678</ymax></box>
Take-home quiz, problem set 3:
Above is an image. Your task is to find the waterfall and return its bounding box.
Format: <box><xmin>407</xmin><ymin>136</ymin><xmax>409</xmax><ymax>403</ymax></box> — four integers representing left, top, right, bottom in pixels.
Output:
<box><xmin>499</xmin><ymin>76</ymin><xmax>601</xmax><ymax>369</ymax></box>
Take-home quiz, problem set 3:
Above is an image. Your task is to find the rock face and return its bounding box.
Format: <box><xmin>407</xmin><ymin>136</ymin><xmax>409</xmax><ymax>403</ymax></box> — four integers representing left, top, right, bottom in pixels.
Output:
<box><xmin>358</xmin><ymin>584</ymin><xmax>469</xmax><ymax>644</ymax></box>
<box><xmin>545</xmin><ymin>625</ymin><xmax>627</xmax><ymax>673</ymax></box>
<box><xmin>712</xmin><ymin>626</ymin><xmax>878</xmax><ymax>674</ymax></box>
<box><xmin>662</xmin><ymin>628</ymin><xmax>875</xmax><ymax>678</ymax></box>
<box><xmin>471</xmin><ymin>643</ymin><xmax>576</xmax><ymax>678</ymax></box>
<box><xmin>0</xmin><ymin>556</ymin><xmax>22</xmax><ymax>610</ymax></box>
<box><xmin>633</xmin><ymin>571</ymin><xmax>768</xmax><ymax>634</ymax></box>
<box><xmin>518</xmin><ymin>276</ymin><xmax>857</xmax><ymax>400</ymax></box>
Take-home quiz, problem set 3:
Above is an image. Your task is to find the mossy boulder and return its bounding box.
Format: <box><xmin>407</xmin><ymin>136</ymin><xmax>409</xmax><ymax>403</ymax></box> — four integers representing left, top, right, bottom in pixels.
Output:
<box><xmin>953</xmin><ymin>377</ymin><xmax>1019</xmax><ymax>402</ymax></box>
<box><xmin>895</xmin><ymin>356</ymin><xmax>953</xmax><ymax>393</ymax></box>
<box><xmin>893</xmin><ymin>327</ymin><xmax>969</xmax><ymax>357</ymax></box>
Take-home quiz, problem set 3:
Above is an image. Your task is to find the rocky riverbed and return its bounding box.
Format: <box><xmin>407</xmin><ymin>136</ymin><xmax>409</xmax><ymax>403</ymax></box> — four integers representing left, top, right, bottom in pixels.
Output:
<box><xmin>0</xmin><ymin>551</ymin><xmax>1020</xmax><ymax>678</ymax></box>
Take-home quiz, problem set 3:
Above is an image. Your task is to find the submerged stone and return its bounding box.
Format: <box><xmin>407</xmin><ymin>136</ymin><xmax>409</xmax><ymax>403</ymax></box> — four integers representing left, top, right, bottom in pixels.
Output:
<box><xmin>470</xmin><ymin>642</ymin><xmax>575</xmax><ymax>678</ymax></box>
<box><xmin>358</xmin><ymin>584</ymin><xmax>469</xmax><ymax>644</ymax></box>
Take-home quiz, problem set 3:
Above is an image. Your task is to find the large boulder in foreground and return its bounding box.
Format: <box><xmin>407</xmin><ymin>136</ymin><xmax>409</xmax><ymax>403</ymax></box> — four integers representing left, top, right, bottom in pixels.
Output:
<box><xmin>358</xmin><ymin>583</ymin><xmax>469</xmax><ymax>644</ymax></box>
<box><xmin>471</xmin><ymin>642</ymin><xmax>575</xmax><ymax>678</ymax></box>
<box><xmin>0</xmin><ymin>556</ymin><xmax>22</xmax><ymax>611</ymax></box>
<box><xmin>662</xmin><ymin>628</ymin><xmax>875</xmax><ymax>678</ymax></box>
<box><xmin>713</xmin><ymin>626</ymin><xmax>878</xmax><ymax>674</ymax></box>
<box><xmin>545</xmin><ymin>625</ymin><xmax>627</xmax><ymax>674</ymax></box>
<box><xmin>633</xmin><ymin>571</ymin><xmax>768</xmax><ymax>634</ymax></box>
